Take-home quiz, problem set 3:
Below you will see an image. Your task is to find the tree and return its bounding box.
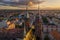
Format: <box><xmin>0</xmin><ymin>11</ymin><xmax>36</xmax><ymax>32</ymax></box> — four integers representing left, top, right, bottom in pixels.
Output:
<box><xmin>44</xmin><ymin>34</ymin><xmax>50</xmax><ymax>40</ymax></box>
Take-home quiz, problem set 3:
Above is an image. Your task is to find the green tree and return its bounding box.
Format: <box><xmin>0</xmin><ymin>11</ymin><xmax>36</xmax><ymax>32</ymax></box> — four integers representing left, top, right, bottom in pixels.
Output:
<box><xmin>44</xmin><ymin>35</ymin><xmax>50</xmax><ymax>40</ymax></box>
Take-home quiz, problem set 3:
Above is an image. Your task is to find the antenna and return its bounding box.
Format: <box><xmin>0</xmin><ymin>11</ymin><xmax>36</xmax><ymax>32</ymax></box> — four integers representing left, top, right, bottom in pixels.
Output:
<box><xmin>37</xmin><ymin>0</ymin><xmax>45</xmax><ymax>14</ymax></box>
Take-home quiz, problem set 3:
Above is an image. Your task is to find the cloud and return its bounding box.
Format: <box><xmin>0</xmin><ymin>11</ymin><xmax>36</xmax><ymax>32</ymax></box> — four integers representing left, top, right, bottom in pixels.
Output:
<box><xmin>0</xmin><ymin>0</ymin><xmax>45</xmax><ymax>9</ymax></box>
<box><xmin>0</xmin><ymin>0</ymin><xmax>44</xmax><ymax>5</ymax></box>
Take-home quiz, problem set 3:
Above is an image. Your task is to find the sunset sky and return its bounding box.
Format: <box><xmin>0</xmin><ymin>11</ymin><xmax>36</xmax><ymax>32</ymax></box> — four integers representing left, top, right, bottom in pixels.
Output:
<box><xmin>40</xmin><ymin>0</ymin><xmax>60</xmax><ymax>8</ymax></box>
<box><xmin>0</xmin><ymin>0</ymin><xmax>60</xmax><ymax>10</ymax></box>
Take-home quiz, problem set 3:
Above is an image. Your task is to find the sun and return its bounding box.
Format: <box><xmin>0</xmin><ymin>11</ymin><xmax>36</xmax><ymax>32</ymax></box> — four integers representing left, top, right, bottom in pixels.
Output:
<box><xmin>28</xmin><ymin>1</ymin><xmax>34</xmax><ymax>6</ymax></box>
